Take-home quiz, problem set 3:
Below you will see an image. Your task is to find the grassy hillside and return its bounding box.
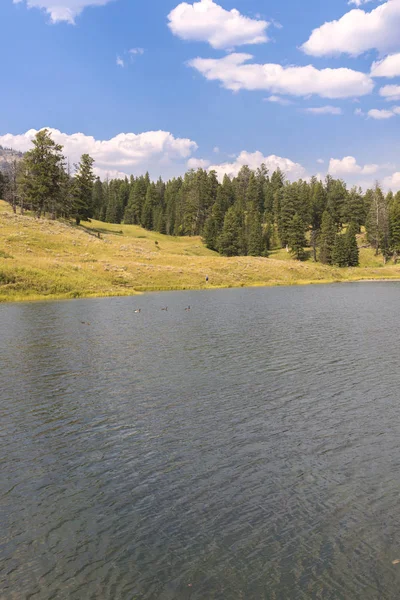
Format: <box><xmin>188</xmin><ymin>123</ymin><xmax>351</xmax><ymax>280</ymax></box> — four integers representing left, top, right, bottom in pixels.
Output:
<box><xmin>1</xmin><ymin>200</ymin><xmax>400</xmax><ymax>302</ymax></box>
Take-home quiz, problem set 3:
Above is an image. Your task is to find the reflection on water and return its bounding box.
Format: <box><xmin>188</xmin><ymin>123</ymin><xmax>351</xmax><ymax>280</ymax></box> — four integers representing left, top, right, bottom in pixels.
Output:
<box><xmin>2</xmin><ymin>283</ymin><xmax>400</xmax><ymax>599</ymax></box>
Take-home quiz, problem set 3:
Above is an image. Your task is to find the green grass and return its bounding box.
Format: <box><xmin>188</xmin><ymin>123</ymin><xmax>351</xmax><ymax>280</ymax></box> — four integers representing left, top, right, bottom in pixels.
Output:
<box><xmin>1</xmin><ymin>200</ymin><xmax>400</xmax><ymax>303</ymax></box>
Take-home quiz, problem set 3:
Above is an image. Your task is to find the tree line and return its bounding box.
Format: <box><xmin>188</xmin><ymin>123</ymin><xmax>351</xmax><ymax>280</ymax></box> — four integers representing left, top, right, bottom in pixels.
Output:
<box><xmin>2</xmin><ymin>129</ymin><xmax>400</xmax><ymax>267</ymax></box>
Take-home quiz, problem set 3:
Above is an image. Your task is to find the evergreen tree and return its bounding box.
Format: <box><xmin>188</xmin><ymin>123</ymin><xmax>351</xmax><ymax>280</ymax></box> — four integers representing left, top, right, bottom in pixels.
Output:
<box><xmin>124</xmin><ymin>175</ymin><xmax>149</xmax><ymax>224</ymax></box>
<box><xmin>247</xmin><ymin>209</ymin><xmax>264</xmax><ymax>256</ymax></box>
<box><xmin>345</xmin><ymin>187</ymin><xmax>365</xmax><ymax>230</ymax></box>
<box><xmin>0</xmin><ymin>171</ymin><xmax>7</xmax><ymax>200</ymax></box>
<box><xmin>309</xmin><ymin>178</ymin><xmax>326</xmax><ymax>261</ymax></box>
<box><xmin>345</xmin><ymin>222</ymin><xmax>359</xmax><ymax>267</ymax></box>
<box><xmin>217</xmin><ymin>206</ymin><xmax>243</xmax><ymax>256</ymax></box>
<box><xmin>203</xmin><ymin>214</ymin><xmax>219</xmax><ymax>251</ymax></box>
<box><xmin>141</xmin><ymin>183</ymin><xmax>158</xmax><ymax>230</ymax></box>
<box><xmin>390</xmin><ymin>192</ymin><xmax>400</xmax><ymax>261</ymax></box>
<box><xmin>326</xmin><ymin>176</ymin><xmax>347</xmax><ymax>228</ymax></box>
<box><xmin>331</xmin><ymin>235</ymin><xmax>347</xmax><ymax>267</ymax></box>
<box><xmin>278</xmin><ymin>184</ymin><xmax>297</xmax><ymax>247</ymax></box>
<box><xmin>18</xmin><ymin>129</ymin><xmax>65</xmax><ymax>218</ymax></box>
<box><xmin>288</xmin><ymin>213</ymin><xmax>306</xmax><ymax>260</ymax></box>
<box><xmin>319</xmin><ymin>210</ymin><xmax>336</xmax><ymax>264</ymax></box>
<box><xmin>73</xmin><ymin>153</ymin><xmax>95</xmax><ymax>225</ymax></box>
<box><xmin>366</xmin><ymin>183</ymin><xmax>389</xmax><ymax>255</ymax></box>
<box><xmin>92</xmin><ymin>177</ymin><xmax>104</xmax><ymax>219</ymax></box>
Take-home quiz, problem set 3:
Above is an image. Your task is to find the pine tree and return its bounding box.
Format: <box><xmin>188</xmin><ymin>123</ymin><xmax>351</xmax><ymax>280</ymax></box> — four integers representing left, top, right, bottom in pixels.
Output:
<box><xmin>309</xmin><ymin>178</ymin><xmax>326</xmax><ymax>261</ymax></box>
<box><xmin>390</xmin><ymin>192</ymin><xmax>400</xmax><ymax>261</ymax></box>
<box><xmin>345</xmin><ymin>187</ymin><xmax>365</xmax><ymax>230</ymax></box>
<box><xmin>73</xmin><ymin>154</ymin><xmax>95</xmax><ymax>225</ymax></box>
<box><xmin>141</xmin><ymin>183</ymin><xmax>158</xmax><ymax>230</ymax></box>
<box><xmin>278</xmin><ymin>184</ymin><xmax>297</xmax><ymax>247</ymax></box>
<box><xmin>203</xmin><ymin>214</ymin><xmax>219</xmax><ymax>251</ymax></box>
<box><xmin>124</xmin><ymin>175</ymin><xmax>148</xmax><ymax>224</ymax></box>
<box><xmin>345</xmin><ymin>222</ymin><xmax>359</xmax><ymax>267</ymax></box>
<box><xmin>288</xmin><ymin>213</ymin><xmax>306</xmax><ymax>261</ymax></box>
<box><xmin>332</xmin><ymin>235</ymin><xmax>347</xmax><ymax>267</ymax></box>
<box><xmin>217</xmin><ymin>206</ymin><xmax>242</xmax><ymax>256</ymax></box>
<box><xmin>319</xmin><ymin>210</ymin><xmax>336</xmax><ymax>264</ymax></box>
<box><xmin>247</xmin><ymin>209</ymin><xmax>263</xmax><ymax>256</ymax></box>
<box><xmin>18</xmin><ymin>129</ymin><xmax>65</xmax><ymax>218</ymax></box>
<box><xmin>366</xmin><ymin>184</ymin><xmax>389</xmax><ymax>255</ymax></box>
<box><xmin>92</xmin><ymin>177</ymin><xmax>104</xmax><ymax>219</ymax></box>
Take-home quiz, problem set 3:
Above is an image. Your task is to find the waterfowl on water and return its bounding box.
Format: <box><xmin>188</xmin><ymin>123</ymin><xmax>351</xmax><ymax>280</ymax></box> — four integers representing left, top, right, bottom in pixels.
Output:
<box><xmin>134</xmin><ymin>309</ymin><xmax>141</xmax><ymax>313</ymax></box>
<box><xmin>161</xmin><ymin>307</ymin><xmax>168</xmax><ymax>311</ymax></box>
<box><xmin>185</xmin><ymin>306</ymin><xmax>191</xmax><ymax>311</ymax></box>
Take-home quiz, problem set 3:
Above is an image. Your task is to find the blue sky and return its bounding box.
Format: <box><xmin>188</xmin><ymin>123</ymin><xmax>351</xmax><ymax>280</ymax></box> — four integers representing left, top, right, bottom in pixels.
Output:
<box><xmin>1</xmin><ymin>0</ymin><xmax>400</xmax><ymax>188</ymax></box>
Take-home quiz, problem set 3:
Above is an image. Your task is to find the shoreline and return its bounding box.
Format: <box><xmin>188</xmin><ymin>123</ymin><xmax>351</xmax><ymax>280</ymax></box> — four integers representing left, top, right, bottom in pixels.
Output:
<box><xmin>2</xmin><ymin>275</ymin><xmax>400</xmax><ymax>305</ymax></box>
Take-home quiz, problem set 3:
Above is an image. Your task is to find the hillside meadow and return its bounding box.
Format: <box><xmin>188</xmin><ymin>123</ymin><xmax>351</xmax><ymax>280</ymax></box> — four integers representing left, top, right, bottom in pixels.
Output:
<box><xmin>1</xmin><ymin>200</ymin><xmax>400</xmax><ymax>302</ymax></box>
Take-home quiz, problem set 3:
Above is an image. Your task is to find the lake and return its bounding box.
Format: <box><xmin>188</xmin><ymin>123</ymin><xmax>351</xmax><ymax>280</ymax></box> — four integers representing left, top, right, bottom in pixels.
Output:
<box><xmin>2</xmin><ymin>283</ymin><xmax>400</xmax><ymax>599</ymax></box>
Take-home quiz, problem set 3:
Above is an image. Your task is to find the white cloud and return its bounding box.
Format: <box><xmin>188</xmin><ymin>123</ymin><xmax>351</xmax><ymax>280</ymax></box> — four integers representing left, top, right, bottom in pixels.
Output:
<box><xmin>349</xmin><ymin>0</ymin><xmax>373</xmax><ymax>5</ymax></box>
<box><xmin>0</xmin><ymin>128</ymin><xmax>198</xmax><ymax>179</ymax></box>
<box><xmin>213</xmin><ymin>146</ymin><xmax>220</xmax><ymax>153</ymax></box>
<box><xmin>167</xmin><ymin>0</ymin><xmax>270</xmax><ymax>49</ymax></box>
<box><xmin>13</xmin><ymin>0</ymin><xmax>114</xmax><ymax>23</ymax></box>
<box><xmin>189</xmin><ymin>53</ymin><xmax>374</xmax><ymax>98</ymax></box>
<box><xmin>392</xmin><ymin>106</ymin><xmax>400</xmax><ymax>113</ymax></box>
<box><xmin>301</xmin><ymin>0</ymin><xmax>400</xmax><ymax>57</ymax></box>
<box><xmin>368</xmin><ymin>108</ymin><xmax>396</xmax><ymax>118</ymax></box>
<box><xmin>264</xmin><ymin>95</ymin><xmax>293</xmax><ymax>105</ymax></box>
<box><xmin>187</xmin><ymin>158</ymin><xmax>210</xmax><ymax>169</ymax></box>
<box><xmin>317</xmin><ymin>158</ymin><xmax>325</xmax><ymax>164</ymax></box>
<box><xmin>208</xmin><ymin>150</ymin><xmax>306</xmax><ymax>181</ymax></box>
<box><xmin>303</xmin><ymin>105</ymin><xmax>343</xmax><ymax>115</ymax></box>
<box><xmin>329</xmin><ymin>156</ymin><xmax>379</xmax><ymax>175</ymax></box>
<box><xmin>383</xmin><ymin>171</ymin><xmax>400</xmax><ymax>189</ymax></box>
<box><xmin>129</xmin><ymin>48</ymin><xmax>145</xmax><ymax>55</ymax></box>
<box><xmin>379</xmin><ymin>84</ymin><xmax>400</xmax><ymax>100</ymax></box>
<box><xmin>116</xmin><ymin>56</ymin><xmax>124</xmax><ymax>68</ymax></box>
<box><xmin>354</xmin><ymin>107</ymin><xmax>365</xmax><ymax>115</ymax></box>
<box><xmin>371</xmin><ymin>52</ymin><xmax>400</xmax><ymax>77</ymax></box>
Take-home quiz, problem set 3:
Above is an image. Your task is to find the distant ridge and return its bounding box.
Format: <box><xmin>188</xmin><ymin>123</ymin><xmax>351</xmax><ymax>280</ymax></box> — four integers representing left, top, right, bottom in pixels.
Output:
<box><xmin>0</xmin><ymin>146</ymin><xmax>24</xmax><ymax>175</ymax></box>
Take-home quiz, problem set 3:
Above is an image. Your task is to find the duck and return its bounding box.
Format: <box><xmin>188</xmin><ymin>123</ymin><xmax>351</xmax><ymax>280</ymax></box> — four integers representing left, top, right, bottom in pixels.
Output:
<box><xmin>161</xmin><ymin>307</ymin><xmax>168</xmax><ymax>311</ymax></box>
<box><xmin>185</xmin><ymin>306</ymin><xmax>191</xmax><ymax>311</ymax></box>
<box><xmin>134</xmin><ymin>308</ymin><xmax>141</xmax><ymax>313</ymax></box>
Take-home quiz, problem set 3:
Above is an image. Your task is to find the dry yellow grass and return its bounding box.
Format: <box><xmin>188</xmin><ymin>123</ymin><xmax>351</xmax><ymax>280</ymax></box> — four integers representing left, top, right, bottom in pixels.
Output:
<box><xmin>1</xmin><ymin>200</ymin><xmax>400</xmax><ymax>302</ymax></box>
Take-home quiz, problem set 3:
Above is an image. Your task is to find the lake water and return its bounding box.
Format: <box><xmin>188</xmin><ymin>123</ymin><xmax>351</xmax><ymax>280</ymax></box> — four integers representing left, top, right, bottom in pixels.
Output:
<box><xmin>2</xmin><ymin>283</ymin><xmax>400</xmax><ymax>599</ymax></box>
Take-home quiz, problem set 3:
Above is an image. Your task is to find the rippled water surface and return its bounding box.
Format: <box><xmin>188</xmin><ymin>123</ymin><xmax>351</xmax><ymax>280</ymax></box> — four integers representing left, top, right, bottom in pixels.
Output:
<box><xmin>2</xmin><ymin>283</ymin><xmax>400</xmax><ymax>599</ymax></box>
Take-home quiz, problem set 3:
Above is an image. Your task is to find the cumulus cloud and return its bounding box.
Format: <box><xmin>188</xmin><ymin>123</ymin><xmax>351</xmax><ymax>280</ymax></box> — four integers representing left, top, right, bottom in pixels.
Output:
<box><xmin>329</xmin><ymin>156</ymin><xmax>379</xmax><ymax>175</ymax></box>
<box><xmin>208</xmin><ymin>150</ymin><xmax>306</xmax><ymax>181</ymax></box>
<box><xmin>383</xmin><ymin>171</ymin><xmax>400</xmax><ymax>189</ymax></box>
<box><xmin>303</xmin><ymin>106</ymin><xmax>343</xmax><ymax>115</ymax></box>
<box><xmin>116</xmin><ymin>56</ymin><xmax>124</xmax><ymax>68</ymax></box>
<box><xmin>187</xmin><ymin>157</ymin><xmax>211</xmax><ymax>169</ymax></box>
<box><xmin>0</xmin><ymin>128</ymin><xmax>198</xmax><ymax>179</ymax></box>
<box><xmin>301</xmin><ymin>0</ymin><xmax>400</xmax><ymax>57</ymax></box>
<box><xmin>368</xmin><ymin>108</ymin><xmax>396</xmax><ymax>118</ymax></box>
<box><xmin>168</xmin><ymin>0</ymin><xmax>270</xmax><ymax>49</ymax></box>
<box><xmin>371</xmin><ymin>52</ymin><xmax>400</xmax><ymax>77</ymax></box>
<box><xmin>379</xmin><ymin>84</ymin><xmax>400</xmax><ymax>100</ymax></box>
<box><xmin>188</xmin><ymin>53</ymin><xmax>374</xmax><ymax>99</ymax></box>
<box><xmin>13</xmin><ymin>0</ymin><xmax>114</xmax><ymax>23</ymax></box>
